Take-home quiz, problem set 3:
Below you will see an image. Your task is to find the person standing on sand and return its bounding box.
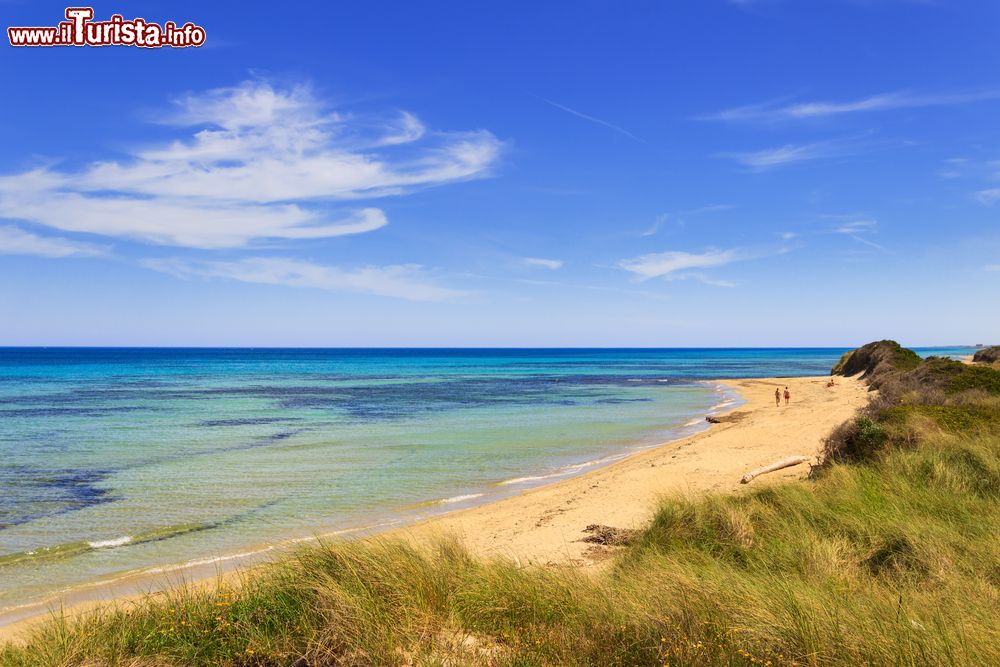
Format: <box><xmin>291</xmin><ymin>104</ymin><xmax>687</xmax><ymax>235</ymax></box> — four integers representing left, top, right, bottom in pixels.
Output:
<box><xmin>775</xmin><ymin>387</ymin><xmax>781</xmax><ymax>407</ymax></box>
<box><xmin>784</xmin><ymin>386</ymin><xmax>790</xmax><ymax>405</ymax></box>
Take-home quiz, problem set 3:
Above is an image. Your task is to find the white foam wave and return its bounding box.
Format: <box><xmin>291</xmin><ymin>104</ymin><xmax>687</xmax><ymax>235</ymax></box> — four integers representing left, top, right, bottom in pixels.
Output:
<box><xmin>498</xmin><ymin>471</ymin><xmax>565</xmax><ymax>486</ymax></box>
<box><xmin>499</xmin><ymin>453</ymin><xmax>629</xmax><ymax>486</ymax></box>
<box><xmin>144</xmin><ymin>547</ymin><xmax>277</xmax><ymax>575</ymax></box>
<box><xmin>566</xmin><ymin>453</ymin><xmax>627</xmax><ymax>470</ymax></box>
<box><xmin>88</xmin><ymin>536</ymin><xmax>133</xmax><ymax>549</ymax></box>
<box><xmin>439</xmin><ymin>493</ymin><xmax>486</xmax><ymax>504</ymax></box>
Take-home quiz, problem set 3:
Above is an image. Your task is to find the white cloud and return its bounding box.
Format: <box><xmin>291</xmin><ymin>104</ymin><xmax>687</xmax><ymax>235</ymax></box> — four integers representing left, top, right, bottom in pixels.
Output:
<box><xmin>522</xmin><ymin>257</ymin><xmax>563</xmax><ymax>270</ymax></box>
<box><xmin>164</xmin><ymin>82</ymin><xmax>322</xmax><ymax>130</ymax></box>
<box><xmin>142</xmin><ymin>256</ymin><xmax>465</xmax><ymax>301</ymax></box>
<box><xmin>828</xmin><ymin>216</ymin><xmax>885</xmax><ymax>250</ymax></box>
<box><xmin>832</xmin><ymin>218</ymin><xmax>878</xmax><ymax>234</ymax></box>
<box><xmin>0</xmin><ymin>225</ymin><xmax>105</xmax><ymax>258</ymax></box>
<box><xmin>0</xmin><ymin>81</ymin><xmax>503</xmax><ymax>249</ymax></box>
<box><xmin>705</xmin><ymin>89</ymin><xmax>1000</xmax><ymax>123</ymax></box>
<box><xmin>377</xmin><ymin>111</ymin><xmax>427</xmax><ymax>146</ymax></box>
<box><xmin>975</xmin><ymin>188</ymin><xmax>1000</xmax><ymax>205</ymax></box>
<box><xmin>639</xmin><ymin>221</ymin><xmax>662</xmax><ymax>237</ymax></box>
<box><xmin>723</xmin><ymin>141</ymin><xmax>848</xmax><ymax>170</ymax></box>
<box><xmin>663</xmin><ymin>272</ymin><xmax>738</xmax><ymax>288</ymax></box>
<box><xmin>638</xmin><ymin>205</ymin><xmax>734</xmax><ymax>237</ymax></box>
<box><xmin>0</xmin><ymin>189</ymin><xmax>387</xmax><ymax>249</ymax></box>
<box><xmin>618</xmin><ymin>249</ymin><xmax>738</xmax><ymax>281</ymax></box>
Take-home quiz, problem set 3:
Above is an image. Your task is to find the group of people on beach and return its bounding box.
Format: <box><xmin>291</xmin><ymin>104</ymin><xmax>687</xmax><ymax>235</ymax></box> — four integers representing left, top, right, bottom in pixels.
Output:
<box><xmin>775</xmin><ymin>386</ymin><xmax>789</xmax><ymax>406</ymax></box>
<box><xmin>774</xmin><ymin>378</ymin><xmax>837</xmax><ymax>407</ymax></box>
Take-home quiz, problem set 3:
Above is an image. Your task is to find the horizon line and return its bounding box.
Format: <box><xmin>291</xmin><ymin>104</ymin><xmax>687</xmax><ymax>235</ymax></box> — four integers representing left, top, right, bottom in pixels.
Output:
<box><xmin>0</xmin><ymin>344</ymin><xmax>979</xmax><ymax>351</ymax></box>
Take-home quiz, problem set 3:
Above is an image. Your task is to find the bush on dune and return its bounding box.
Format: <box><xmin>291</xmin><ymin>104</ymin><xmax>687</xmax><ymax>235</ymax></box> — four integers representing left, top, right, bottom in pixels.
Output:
<box><xmin>4</xmin><ymin>342</ymin><xmax>1000</xmax><ymax>666</ymax></box>
<box><xmin>830</xmin><ymin>340</ymin><xmax>922</xmax><ymax>388</ymax></box>
<box><xmin>824</xmin><ymin>343</ymin><xmax>1000</xmax><ymax>464</ymax></box>
<box><xmin>972</xmin><ymin>345</ymin><xmax>1000</xmax><ymax>365</ymax></box>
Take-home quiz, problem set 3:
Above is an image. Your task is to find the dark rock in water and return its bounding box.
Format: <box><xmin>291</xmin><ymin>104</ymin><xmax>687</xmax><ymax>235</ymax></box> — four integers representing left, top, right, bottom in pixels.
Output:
<box><xmin>973</xmin><ymin>346</ymin><xmax>1000</xmax><ymax>364</ymax></box>
<box><xmin>580</xmin><ymin>524</ymin><xmax>641</xmax><ymax>547</ymax></box>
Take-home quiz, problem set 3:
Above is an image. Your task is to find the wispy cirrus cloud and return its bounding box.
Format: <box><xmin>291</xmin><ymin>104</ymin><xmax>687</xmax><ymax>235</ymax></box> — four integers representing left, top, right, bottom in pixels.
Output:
<box><xmin>0</xmin><ymin>188</ymin><xmax>389</xmax><ymax>249</ymax></box>
<box><xmin>827</xmin><ymin>215</ymin><xmax>885</xmax><ymax>250</ymax></box>
<box><xmin>0</xmin><ymin>225</ymin><xmax>106</xmax><ymax>258</ymax></box>
<box><xmin>704</xmin><ymin>89</ymin><xmax>1000</xmax><ymax>123</ymax></box>
<box><xmin>142</xmin><ymin>257</ymin><xmax>466</xmax><ymax>301</ymax></box>
<box><xmin>663</xmin><ymin>272</ymin><xmax>738</xmax><ymax>288</ymax></box>
<box><xmin>617</xmin><ymin>242</ymin><xmax>795</xmax><ymax>286</ymax></box>
<box><xmin>974</xmin><ymin>188</ymin><xmax>1000</xmax><ymax>205</ymax></box>
<box><xmin>722</xmin><ymin>139</ymin><xmax>859</xmax><ymax>170</ymax></box>
<box><xmin>618</xmin><ymin>249</ymin><xmax>739</xmax><ymax>281</ymax></box>
<box><xmin>832</xmin><ymin>218</ymin><xmax>877</xmax><ymax>234</ymax></box>
<box><xmin>638</xmin><ymin>204</ymin><xmax>734</xmax><ymax>237</ymax></box>
<box><xmin>521</xmin><ymin>257</ymin><xmax>564</xmax><ymax>270</ymax></box>
<box><xmin>538</xmin><ymin>97</ymin><xmax>644</xmax><ymax>142</ymax></box>
<box><xmin>0</xmin><ymin>80</ymin><xmax>503</xmax><ymax>249</ymax></box>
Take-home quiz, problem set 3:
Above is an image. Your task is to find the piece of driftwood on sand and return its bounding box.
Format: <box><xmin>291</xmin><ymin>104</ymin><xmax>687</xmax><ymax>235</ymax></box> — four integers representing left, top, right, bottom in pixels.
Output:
<box><xmin>739</xmin><ymin>456</ymin><xmax>809</xmax><ymax>484</ymax></box>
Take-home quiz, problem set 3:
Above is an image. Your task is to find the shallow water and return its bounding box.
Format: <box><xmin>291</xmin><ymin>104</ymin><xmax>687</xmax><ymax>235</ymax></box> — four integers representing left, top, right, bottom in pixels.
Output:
<box><xmin>0</xmin><ymin>346</ymin><xmax>973</xmax><ymax>610</ymax></box>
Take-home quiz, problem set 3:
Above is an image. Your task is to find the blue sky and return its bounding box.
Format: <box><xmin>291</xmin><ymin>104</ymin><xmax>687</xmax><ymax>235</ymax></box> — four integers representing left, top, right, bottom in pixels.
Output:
<box><xmin>1</xmin><ymin>0</ymin><xmax>998</xmax><ymax>346</ymax></box>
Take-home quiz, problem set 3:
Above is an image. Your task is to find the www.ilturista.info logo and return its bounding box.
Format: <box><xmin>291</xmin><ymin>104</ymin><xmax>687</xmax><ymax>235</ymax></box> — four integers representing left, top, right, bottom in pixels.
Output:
<box><xmin>8</xmin><ymin>7</ymin><xmax>206</xmax><ymax>48</ymax></box>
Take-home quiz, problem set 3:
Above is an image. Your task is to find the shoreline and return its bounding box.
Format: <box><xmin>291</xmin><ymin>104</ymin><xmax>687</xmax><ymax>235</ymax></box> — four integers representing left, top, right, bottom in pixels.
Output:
<box><xmin>0</xmin><ymin>374</ymin><xmax>868</xmax><ymax>643</ymax></box>
<box><xmin>393</xmin><ymin>374</ymin><xmax>868</xmax><ymax>566</ymax></box>
<box><xmin>0</xmin><ymin>382</ymin><xmax>738</xmax><ymax>631</ymax></box>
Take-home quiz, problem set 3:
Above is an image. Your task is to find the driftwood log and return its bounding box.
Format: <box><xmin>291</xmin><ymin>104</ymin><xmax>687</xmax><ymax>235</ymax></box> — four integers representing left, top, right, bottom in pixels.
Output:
<box><xmin>739</xmin><ymin>456</ymin><xmax>809</xmax><ymax>484</ymax></box>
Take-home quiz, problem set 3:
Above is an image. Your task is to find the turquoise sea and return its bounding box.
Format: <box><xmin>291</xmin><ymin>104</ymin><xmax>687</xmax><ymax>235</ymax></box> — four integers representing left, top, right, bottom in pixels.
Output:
<box><xmin>0</xmin><ymin>346</ymin><xmax>975</xmax><ymax>616</ymax></box>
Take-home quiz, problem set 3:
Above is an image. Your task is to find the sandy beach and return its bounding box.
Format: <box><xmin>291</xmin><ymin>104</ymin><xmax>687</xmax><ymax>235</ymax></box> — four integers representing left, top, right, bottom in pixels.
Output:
<box><xmin>0</xmin><ymin>373</ymin><xmax>868</xmax><ymax>644</ymax></box>
<box><xmin>398</xmin><ymin>374</ymin><xmax>869</xmax><ymax>566</ymax></box>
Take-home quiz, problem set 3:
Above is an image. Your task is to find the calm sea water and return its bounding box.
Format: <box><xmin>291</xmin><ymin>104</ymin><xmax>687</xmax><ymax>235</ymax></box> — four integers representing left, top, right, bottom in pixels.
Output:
<box><xmin>0</xmin><ymin>346</ymin><xmax>973</xmax><ymax>611</ymax></box>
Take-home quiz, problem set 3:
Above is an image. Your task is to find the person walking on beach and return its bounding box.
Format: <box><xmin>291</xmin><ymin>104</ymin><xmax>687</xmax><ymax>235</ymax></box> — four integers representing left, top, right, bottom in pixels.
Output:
<box><xmin>784</xmin><ymin>386</ymin><xmax>790</xmax><ymax>406</ymax></box>
<box><xmin>775</xmin><ymin>387</ymin><xmax>781</xmax><ymax>407</ymax></box>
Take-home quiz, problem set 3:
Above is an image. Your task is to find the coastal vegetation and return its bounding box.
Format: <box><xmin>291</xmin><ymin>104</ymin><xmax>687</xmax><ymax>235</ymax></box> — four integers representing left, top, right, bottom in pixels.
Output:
<box><xmin>972</xmin><ymin>345</ymin><xmax>1000</xmax><ymax>366</ymax></box>
<box><xmin>3</xmin><ymin>342</ymin><xmax>1000</xmax><ymax>666</ymax></box>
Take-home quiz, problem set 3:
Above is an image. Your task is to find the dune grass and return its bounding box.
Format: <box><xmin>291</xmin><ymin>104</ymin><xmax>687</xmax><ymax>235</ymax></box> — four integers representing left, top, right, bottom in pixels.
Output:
<box><xmin>3</xmin><ymin>348</ymin><xmax>1000</xmax><ymax>666</ymax></box>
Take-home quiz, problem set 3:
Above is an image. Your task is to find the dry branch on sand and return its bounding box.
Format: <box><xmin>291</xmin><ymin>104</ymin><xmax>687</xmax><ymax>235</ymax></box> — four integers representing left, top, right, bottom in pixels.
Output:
<box><xmin>739</xmin><ymin>455</ymin><xmax>809</xmax><ymax>484</ymax></box>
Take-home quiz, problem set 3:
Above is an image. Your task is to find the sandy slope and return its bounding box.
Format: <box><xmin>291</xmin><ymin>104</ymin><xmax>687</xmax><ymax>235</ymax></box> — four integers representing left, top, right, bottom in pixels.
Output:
<box><xmin>0</xmin><ymin>374</ymin><xmax>868</xmax><ymax>643</ymax></box>
<box><xmin>397</xmin><ymin>374</ymin><xmax>869</xmax><ymax>566</ymax></box>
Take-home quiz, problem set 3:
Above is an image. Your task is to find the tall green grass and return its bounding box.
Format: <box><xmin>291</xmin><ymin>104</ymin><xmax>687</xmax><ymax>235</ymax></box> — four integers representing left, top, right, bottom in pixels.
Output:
<box><xmin>4</xmin><ymin>348</ymin><xmax>1000</xmax><ymax>666</ymax></box>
